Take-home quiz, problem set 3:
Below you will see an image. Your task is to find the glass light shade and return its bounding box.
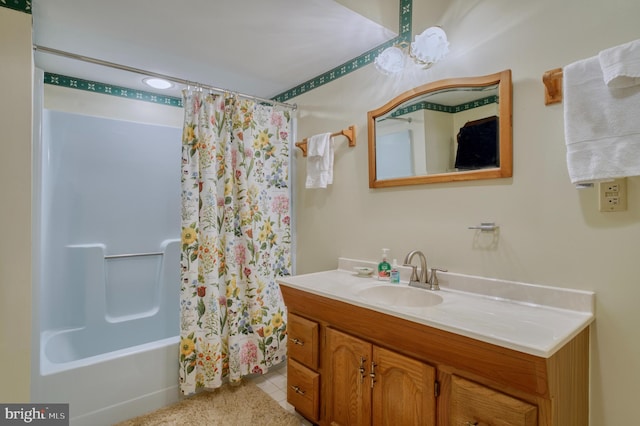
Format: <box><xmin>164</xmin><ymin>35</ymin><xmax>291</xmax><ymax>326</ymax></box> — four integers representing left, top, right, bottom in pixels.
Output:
<box><xmin>143</xmin><ymin>77</ymin><xmax>173</xmax><ymax>89</ymax></box>
<box><xmin>374</xmin><ymin>45</ymin><xmax>407</xmax><ymax>75</ymax></box>
<box><xmin>410</xmin><ymin>27</ymin><xmax>449</xmax><ymax>67</ymax></box>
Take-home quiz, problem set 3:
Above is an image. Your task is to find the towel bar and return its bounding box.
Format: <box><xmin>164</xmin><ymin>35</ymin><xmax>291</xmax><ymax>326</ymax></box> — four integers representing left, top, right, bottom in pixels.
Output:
<box><xmin>295</xmin><ymin>125</ymin><xmax>356</xmax><ymax>157</ymax></box>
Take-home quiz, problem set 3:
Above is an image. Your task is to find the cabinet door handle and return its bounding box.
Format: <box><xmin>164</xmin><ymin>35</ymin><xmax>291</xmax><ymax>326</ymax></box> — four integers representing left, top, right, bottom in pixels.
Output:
<box><xmin>370</xmin><ymin>361</ymin><xmax>377</xmax><ymax>388</ymax></box>
<box><xmin>359</xmin><ymin>357</ymin><xmax>366</xmax><ymax>383</ymax></box>
<box><xmin>290</xmin><ymin>385</ymin><xmax>306</xmax><ymax>395</ymax></box>
<box><xmin>289</xmin><ymin>337</ymin><xmax>304</xmax><ymax>346</ymax></box>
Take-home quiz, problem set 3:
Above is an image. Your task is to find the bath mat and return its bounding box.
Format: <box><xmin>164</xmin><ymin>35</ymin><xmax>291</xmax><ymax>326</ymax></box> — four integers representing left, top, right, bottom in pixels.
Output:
<box><xmin>113</xmin><ymin>381</ymin><xmax>301</xmax><ymax>426</ymax></box>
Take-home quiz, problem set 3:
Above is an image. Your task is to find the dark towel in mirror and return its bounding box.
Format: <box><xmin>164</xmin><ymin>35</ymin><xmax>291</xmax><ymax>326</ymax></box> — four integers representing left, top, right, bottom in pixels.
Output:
<box><xmin>454</xmin><ymin>116</ymin><xmax>498</xmax><ymax>170</ymax></box>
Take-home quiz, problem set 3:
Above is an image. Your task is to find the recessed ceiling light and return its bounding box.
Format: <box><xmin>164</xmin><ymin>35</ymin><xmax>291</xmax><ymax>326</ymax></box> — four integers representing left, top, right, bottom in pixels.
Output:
<box><xmin>143</xmin><ymin>77</ymin><xmax>173</xmax><ymax>89</ymax></box>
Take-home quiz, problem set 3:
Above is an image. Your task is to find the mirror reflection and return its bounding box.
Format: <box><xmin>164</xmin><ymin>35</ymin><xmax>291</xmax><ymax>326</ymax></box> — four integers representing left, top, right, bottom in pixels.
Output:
<box><xmin>368</xmin><ymin>70</ymin><xmax>512</xmax><ymax>187</ymax></box>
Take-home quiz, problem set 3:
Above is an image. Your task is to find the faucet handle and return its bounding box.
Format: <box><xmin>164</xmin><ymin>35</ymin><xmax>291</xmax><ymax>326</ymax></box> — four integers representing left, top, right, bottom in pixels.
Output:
<box><xmin>428</xmin><ymin>268</ymin><xmax>448</xmax><ymax>291</ymax></box>
<box><xmin>403</xmin><ymin>263</ymin><xmax>419</xmax><ymax>283</ymax></box>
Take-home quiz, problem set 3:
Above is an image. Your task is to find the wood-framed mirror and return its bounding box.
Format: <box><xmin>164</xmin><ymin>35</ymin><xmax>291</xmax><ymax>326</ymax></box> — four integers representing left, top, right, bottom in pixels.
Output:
<box><xmin>368</xmin><ymin>69</ymin><xmax>512</xmax><ymax>188</ymax></box>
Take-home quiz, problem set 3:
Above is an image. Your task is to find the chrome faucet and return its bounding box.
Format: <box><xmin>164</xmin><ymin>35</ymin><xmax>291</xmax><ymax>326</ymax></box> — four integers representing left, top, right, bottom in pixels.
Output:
<box><xmin>403</xmin><ymin>250</ymin><xmax>428</xmax><ymax>289</ymax></box>
<box><xmin>404</xmin><ymin>250</ymin><xmax>447</xmax><ymax>291</ymax></box>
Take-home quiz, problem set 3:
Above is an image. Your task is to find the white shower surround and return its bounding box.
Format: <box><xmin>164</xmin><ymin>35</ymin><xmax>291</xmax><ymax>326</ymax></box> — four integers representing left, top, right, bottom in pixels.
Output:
<box><xmin>31</xmin><ymin>80</ymin><xmax>183</xmax><ymax>425</ymax></box>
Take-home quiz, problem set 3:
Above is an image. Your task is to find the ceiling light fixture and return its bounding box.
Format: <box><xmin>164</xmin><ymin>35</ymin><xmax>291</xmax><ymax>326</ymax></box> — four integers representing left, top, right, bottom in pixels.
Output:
<box><xmin>374</xmin><ymin>43</ymin><xmax>408</xmax><ymax>75</ymax></box>
<box><xmin>375</xmin><ymin>26</ymin><xmax>449</xmax><ymax>75</ymax></box>
<box><xmin>143</xmin><ymin>77</ymin><xmax>174</xmax><ymax>90</ymax></box>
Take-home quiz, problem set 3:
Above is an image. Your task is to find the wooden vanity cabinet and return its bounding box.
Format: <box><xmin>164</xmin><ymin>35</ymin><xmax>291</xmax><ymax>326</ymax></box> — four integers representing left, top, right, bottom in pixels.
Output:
<box><xmin>326</xmin><ymin>327</ymin><xmax>436</xmax><ymax>426</ymax></box>
<box><xmin>281</xmin><ymin>285</ymin><xmax>589</xmax><ymax>426</ymax></box>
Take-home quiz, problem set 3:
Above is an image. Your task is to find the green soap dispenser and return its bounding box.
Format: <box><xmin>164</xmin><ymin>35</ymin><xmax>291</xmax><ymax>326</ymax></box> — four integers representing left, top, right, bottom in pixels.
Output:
<box><xmin>378</xmin><ymin>248</ymin><xmax>391</xmax><ymax>281</ymax></box>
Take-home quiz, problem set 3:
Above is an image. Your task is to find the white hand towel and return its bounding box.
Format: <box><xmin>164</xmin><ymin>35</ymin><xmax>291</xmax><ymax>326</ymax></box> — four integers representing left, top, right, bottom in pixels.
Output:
<box><xmin>598</xmin><ymin>38</ymin><xmax>640</xmax><ymax>89</ymax></box>
<box><xmin>564</xmin><ymin>55</ymin><xmax>640</xmax><ymax>185</ymax></box>
<box><xmin>305</xmin><ymin>133</ymin><xmax>334</xmax><ymax>189</ymax></box>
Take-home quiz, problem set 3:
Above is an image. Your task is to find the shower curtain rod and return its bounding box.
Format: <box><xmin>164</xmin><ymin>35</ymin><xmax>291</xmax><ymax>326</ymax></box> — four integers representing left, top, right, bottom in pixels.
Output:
<box><xmin>33</xmin><ymin>45</ymin><xmax>298</xmax><ymax>110</ymax></box>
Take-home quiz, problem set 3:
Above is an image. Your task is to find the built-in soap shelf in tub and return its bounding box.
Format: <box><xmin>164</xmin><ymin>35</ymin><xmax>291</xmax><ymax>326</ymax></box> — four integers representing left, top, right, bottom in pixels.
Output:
<box><xmin>65</xmin><ymin>239</ymin><xmax>180</xmax><ymax>325</ymax></box>
<box><xmin>40</xmin><ymin>239</ymin><xmax>180</xmax><ymax>371</ymax></box>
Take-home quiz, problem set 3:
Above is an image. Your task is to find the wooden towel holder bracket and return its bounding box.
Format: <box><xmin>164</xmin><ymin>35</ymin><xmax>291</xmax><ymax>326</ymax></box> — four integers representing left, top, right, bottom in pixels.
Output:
<box><xmin>543</xmin><ymin>68</ymin><xmax>563</xmax><ymax>105</ymax></box>
<box><xmin>295</xmin><ymin>125</ymin><xmax>356</xmax><ymax>157</ymax></box>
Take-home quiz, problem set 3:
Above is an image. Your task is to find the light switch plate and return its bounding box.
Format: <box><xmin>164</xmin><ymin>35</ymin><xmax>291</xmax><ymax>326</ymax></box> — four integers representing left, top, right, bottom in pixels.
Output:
<box><xmin>599</xmin><ymin>178</ymin><xmax>627</xmax><ymax>212</ymax></box>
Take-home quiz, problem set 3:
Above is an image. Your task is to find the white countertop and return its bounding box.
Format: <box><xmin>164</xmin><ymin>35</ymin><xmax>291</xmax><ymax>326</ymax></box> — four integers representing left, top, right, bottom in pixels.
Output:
<box><xmin>278</xmin><ymin>258</ymin><xmax>595</xmax><ymax>358</ymax></box>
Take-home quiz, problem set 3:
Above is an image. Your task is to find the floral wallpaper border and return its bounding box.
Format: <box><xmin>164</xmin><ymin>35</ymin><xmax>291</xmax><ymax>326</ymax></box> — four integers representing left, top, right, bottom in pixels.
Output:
<box><xmin>0</xmin><ymin>0</ymin><xmax>30</xmax><ymax>13</ymax></box>
<box><xmin>44</xmin><ymin>73</ymin><xmax>183</xmax><ymax>107</ymax></box>
<box><xmin>393</xmin><ymin>95</ymin><xmax>499</xmax><ymax>117</ymax></box>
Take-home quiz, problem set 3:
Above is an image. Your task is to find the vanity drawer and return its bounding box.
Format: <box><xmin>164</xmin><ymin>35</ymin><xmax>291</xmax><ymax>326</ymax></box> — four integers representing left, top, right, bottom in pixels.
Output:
<box><xmin>287</xmin><ymin>359</ymin><xmax>320</xmax><ymax>422</ymax></box>
<box><xmin>450</xmin><ymin>375</ymin><xmax>537</xmax><ymax>426</ymax></box>
<box><xmin>287</xmin><ymin>313</ymin><xmax>319</xmax><ymax>369</ymax></box>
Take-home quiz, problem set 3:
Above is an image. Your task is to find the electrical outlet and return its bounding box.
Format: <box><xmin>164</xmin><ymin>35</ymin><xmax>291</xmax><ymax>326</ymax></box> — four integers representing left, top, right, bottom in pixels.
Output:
<box><xmin>599</xmin><ymin>178</ymin><xmax>627</xmax><ymax>212</ymax></box>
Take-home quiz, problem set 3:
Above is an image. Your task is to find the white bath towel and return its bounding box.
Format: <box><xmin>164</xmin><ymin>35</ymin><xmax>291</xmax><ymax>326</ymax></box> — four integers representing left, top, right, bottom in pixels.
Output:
<box><xmin>598</xmin><ymin>38</ymin><xmax>640</xmax><ymax>89</ymax></box>
<box><xmin>305</xmin><ymin>133</ymin><xmax>334</xmax><ymax>189</ymax></box>
<box><xmin>564</xmin><ymin>55</ymin><xmax>640</xmax><ymax>184</ymax></box>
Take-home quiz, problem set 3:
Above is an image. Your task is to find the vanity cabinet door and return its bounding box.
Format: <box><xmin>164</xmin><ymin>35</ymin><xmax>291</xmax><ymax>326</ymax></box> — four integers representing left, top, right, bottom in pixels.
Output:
<box><xmin>450</xmin><ymin>375</ymin><xmax>537</xmax><ymax>426</ymax></box>
<box><xmin>326</xmin><ymin>328</ymin><xmax>437</xmax><ymax>426</ymax></box>
<box><xmin>326</xmin><ymin>328</ymin><xmax>372</xmax><ymax>426</ymax></box>
<box><xmin>372</xmin><ymin>346</ymin><xmax>436</xmax><ymax>426</ymax></box>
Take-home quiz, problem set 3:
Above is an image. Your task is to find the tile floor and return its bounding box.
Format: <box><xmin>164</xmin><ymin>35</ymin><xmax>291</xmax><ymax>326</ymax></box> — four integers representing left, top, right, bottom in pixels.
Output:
<box><xmin>250</xmin><ymin>361</ymin><xmax>313</xmax><ymax>426</ymax></box>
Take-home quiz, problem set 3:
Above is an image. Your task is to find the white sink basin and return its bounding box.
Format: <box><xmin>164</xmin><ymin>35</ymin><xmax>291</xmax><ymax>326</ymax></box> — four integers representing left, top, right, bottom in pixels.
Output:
<box><xmin>356</xmin><ymin>285</ymin><xmax>443</xmax><ymax>308</ymax></box>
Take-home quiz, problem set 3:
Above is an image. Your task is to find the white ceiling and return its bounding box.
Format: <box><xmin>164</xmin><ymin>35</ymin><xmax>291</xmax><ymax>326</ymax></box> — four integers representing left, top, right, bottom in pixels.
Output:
<box><xmin>32</xmin><ymin>0</ymin><xmax>397</xmax><ymax>101</ymax></box>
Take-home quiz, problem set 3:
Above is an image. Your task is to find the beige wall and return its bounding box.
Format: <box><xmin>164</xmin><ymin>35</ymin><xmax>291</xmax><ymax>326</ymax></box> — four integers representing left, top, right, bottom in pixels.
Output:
<box><xmin>291</xmin><ymin>0</ymin><xmax>640</xmax><ymax>424</ymax></box>
<box><xmin>0</xmin><ymin>7</ymin><xmax>32</xmax><ymax>402</ymax></box>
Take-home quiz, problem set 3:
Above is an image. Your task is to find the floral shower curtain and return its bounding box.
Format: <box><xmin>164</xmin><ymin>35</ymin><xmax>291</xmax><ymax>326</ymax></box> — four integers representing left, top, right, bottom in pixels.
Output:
<box><xmin>179</xmin><ymin>90</ymin><xmax>292</xmax><ymax>395</ymax></box>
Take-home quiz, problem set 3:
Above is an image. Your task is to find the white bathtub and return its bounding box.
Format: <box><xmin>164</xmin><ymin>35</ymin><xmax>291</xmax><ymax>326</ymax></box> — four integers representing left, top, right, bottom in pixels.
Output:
<box><xmin>32</xmin><ymin>105</ymin><xmax>184</xmax><ymax>425</ymax></box>
<box><xmin>32</xmin><ymin>244</ymin><xmax>182</xmax><ymax>426</ymax></box>
<box><xmin>34</xmin><ymin>336</ymin><xmax>180</xmax><ymax>425</ymax></box>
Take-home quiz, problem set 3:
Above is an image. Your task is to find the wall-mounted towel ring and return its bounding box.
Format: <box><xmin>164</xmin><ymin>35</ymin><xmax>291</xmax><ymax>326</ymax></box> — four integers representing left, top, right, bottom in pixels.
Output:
<box><xmin>296</xmin><ymin>125</ymin><xmax>356</xmax><ymax>157</ymax></box>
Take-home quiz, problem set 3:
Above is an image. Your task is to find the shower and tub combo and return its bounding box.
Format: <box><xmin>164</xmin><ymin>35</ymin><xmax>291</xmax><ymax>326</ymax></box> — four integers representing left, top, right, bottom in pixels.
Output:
<box><xmin>32</xmin><ymin>104</ymin><xmax>183</xmax><ymax>425</ymax></box>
